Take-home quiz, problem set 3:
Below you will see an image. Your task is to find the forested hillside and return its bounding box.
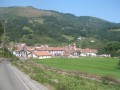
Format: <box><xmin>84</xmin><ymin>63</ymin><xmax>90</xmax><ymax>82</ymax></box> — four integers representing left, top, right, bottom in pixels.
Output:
<box><xmin>0</xmin><ymin>6</ymin><xmax>120</xmax><ymax>46</ymax></box>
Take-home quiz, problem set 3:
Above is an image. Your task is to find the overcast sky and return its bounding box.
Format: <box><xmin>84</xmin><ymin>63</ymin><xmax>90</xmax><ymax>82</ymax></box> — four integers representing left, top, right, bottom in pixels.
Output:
<box><xmin>0</xmin><ymin>0</ymin><xmax>120</xmax><ymax>23</ymax></box>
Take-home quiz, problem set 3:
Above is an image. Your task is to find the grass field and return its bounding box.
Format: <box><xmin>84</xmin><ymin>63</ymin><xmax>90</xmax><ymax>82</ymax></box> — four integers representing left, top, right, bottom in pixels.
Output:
<box><xmin>13</xmin><ymin>57</ymin><xmax>120</xmax><ymax>90</ymax></box>
<box><xmin>13</xmin><ymin>60</ymin><xmax>120</xmax><ymax>90</ymax></box>
<box><xmin>35</xmin><ymin>57</ymin><xmax>120</xmax><ymax>79</ymax></box>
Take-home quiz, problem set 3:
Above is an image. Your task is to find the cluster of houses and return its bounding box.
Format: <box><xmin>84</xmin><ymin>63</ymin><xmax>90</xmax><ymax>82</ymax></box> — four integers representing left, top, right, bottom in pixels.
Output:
<box><xmin>12</xmin><ymin>43</ymin><xmax>99</xmax><ymax>59</ymax></box>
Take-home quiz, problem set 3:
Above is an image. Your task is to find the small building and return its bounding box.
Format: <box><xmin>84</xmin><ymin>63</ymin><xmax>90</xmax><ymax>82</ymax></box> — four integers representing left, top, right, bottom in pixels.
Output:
<box><xmin>79</xmin><ymin>48</ymin><xmax>97</xmax><ymax>57</ymax></box>
<box><xmin>13</xmin><ymin>44</ymin><xmax>26</xmax><ymax>57</ymax></box>
<box><xmin>13</xmin><ymin>45</ymin><xmax>35</xmax><ymax>59</ymax></box>
<box><xmin>32</xmin><ymin>51</ymin><xmax>52</xmax><ymax>59</ymax></box>
<box><xmin>48</xmin><ymin>47</ymin><xmax>65</xmax><ymax>56</ymax></box>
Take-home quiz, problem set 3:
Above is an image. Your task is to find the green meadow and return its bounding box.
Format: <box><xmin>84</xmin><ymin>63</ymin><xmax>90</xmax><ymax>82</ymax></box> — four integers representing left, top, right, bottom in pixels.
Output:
<box><xmin>36</xmin><ymin>57</ymin><xmax>120</xmax><ymax>79</ymax></box>
<box><xmin>13</xmin><ymin>57</ymin><xmax>120</xmax><ymax>90</ymax></box>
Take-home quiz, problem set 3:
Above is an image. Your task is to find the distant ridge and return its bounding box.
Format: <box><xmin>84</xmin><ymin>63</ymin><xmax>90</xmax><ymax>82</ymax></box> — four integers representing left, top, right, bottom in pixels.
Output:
<box><xmin>0</xmin><ymin>6</ymin><xmax>120</xmax><ymax>45</ymax></box>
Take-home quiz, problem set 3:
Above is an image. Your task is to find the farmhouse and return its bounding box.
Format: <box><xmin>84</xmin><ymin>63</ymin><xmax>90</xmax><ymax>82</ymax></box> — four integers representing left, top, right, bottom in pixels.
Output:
<box><xmin>48</xmin><ymin>47</ymin><xmax>65</xmax><ymax>56</ymax></box>
<box><xmin>32</xmin><ymin>51</ymin><xmax>52</xmax><ymax>59</ymax></box>
<box><xmin>79</xmin><ymin>48</ymin><xmax>97</xmax><ymax>57</ymax></box>
<box><xmin>13</xmin><ymin>44</ymin><xmax>26</xmax><ymax>57</ymax></box>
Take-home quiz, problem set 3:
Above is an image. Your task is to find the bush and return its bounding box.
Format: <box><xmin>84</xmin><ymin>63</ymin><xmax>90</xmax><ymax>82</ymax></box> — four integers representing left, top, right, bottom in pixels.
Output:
<box><xmin>56</xmin><ymin>82</ymin><xmax>67</xmax><ymax>90</ymax></box>
<box><xmin>101</xmin><ymin>75</ymin><xmax>117</xmax><ymax>85</ymax></box>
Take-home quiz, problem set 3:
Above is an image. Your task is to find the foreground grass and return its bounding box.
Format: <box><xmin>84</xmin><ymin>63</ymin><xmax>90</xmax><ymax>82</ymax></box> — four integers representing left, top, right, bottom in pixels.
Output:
<box><xmin>12</xmin><ymin>60</ymin><xmax>120</xmax><ymax>90</ymax></box>
<box><xmin>35</xmin><ymin>57</ymin><xmax>120</xmax><ymax>79</ymax></box>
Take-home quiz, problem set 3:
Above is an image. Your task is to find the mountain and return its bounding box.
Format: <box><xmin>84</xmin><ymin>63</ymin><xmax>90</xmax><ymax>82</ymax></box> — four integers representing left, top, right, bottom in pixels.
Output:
<box><xmin>0</xmin><ymin>6</ymin><xmax>54</xmax><ymax>17</ymax></box>
<box><xmin>0</xmin><ymin>6</ymin><xmax>120</xmax><ymax>46</ymax></box>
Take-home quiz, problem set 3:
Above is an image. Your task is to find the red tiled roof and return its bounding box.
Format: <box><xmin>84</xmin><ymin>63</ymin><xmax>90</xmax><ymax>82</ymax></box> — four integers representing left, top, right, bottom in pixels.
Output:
<box><xmin>48</xmin><ymin>47</ymin><xmax>65</xmax><ymax>51</ymax></box>
<box><xmin>26</xmin><ymin>47</ymin><xmax>35</xmax><ymax>51</ymax></box>
<box><xmin>16</xmin><ymin>45</ymin><xmax>25</xmax><ymax>51</ymax></box>
<box><xmin>33</xmin><ymin>51</ymin><xmax>51</xmax><ymax>56</ymax></box>
<box><xmin>80</xmin><ymin>48</ymin><xmax>97</xmax><ymax>53</ymax></box>
<box><xmin>35</xmin><ymin>47</ymin><xmax>48</xmax><ymax>51</ymax></box>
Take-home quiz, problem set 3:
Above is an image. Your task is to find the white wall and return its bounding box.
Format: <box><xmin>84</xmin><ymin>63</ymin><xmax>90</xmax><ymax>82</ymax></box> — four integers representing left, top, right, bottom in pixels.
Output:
<box><xmin>32</xmin><ymin>54</ymin><xmax>51</xmax><ymax>59</ymax></box>
<box><xmin>80</xmin><ymin>53</ymin><xmax>97</xmax><ymax>57</ymax></box>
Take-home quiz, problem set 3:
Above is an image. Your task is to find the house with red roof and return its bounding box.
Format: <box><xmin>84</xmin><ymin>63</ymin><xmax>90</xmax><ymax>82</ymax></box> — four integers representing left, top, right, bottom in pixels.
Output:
<box><xmin>32</xmin><ymin>51</ymin><xmax>52</xmax><ymax>59</ymax></box>
<box><xmin>48</xmin><ymin>47</ymin><xmax>65</xmax><ymax>56</ymax></box>
<box><xmin>13</xmin><ymin>44</ymin><xmax>35</xmax><ymax>59</ymax></box>
<box><xmin>13</xmin><ymin>44</ymin><xmax>26</xmax><ymax>57</ymax></box>
<box><xmin>79</xmin><ymin>48</ymin><xmax>98</xmax><ymax>57</ymax></box>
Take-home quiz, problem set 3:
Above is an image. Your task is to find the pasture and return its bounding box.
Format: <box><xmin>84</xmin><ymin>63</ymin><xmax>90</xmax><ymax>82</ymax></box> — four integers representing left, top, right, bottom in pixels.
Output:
<box><xmin>35</xmin><ymin>57</ymin><xmax>120</xmax><ymax>79</ymax></box>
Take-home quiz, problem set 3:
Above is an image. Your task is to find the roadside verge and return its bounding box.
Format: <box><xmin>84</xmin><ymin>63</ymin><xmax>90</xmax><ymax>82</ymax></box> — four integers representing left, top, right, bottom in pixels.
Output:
<box><xmin>9</xmin><ymin>64</ymin><xmax>49</xmax><ymax>90</ymax></box>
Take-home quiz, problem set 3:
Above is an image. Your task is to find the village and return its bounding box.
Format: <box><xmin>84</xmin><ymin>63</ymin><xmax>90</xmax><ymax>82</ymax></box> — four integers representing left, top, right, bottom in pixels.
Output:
<box><xmin>12</xmin><ymin>43</ymin><xmax>110</xmax><ymax>60</ymax></box>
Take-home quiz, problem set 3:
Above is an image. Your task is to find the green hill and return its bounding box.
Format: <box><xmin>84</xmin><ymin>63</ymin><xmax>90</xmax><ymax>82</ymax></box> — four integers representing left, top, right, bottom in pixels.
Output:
<box><xmin>0</xmin><ymin>6</ymin><xmax>53</xmax><ymax>17</ymax></box>
<box><xmin>0</xmin><ymin>6</ymin><xmax>120</xmax><ymax>46</ymax></box>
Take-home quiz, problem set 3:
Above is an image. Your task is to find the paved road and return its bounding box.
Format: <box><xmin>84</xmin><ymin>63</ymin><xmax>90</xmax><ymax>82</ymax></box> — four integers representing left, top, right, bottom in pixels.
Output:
<box><xmin>0</xmin><ymin>60</ymin><xmax>48</xmax><ymax>90</ymax></box>
<box><xmin>0</xmin><ymin>61</ymin><xmax>28</xmax><ymax>90</ymax></box>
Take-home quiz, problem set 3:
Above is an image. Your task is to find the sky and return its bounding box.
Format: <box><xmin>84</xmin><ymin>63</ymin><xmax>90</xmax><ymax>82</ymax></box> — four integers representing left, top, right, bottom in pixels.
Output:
<box><xmin>0</xmin><ymin>0</ymin><xmax>120</xmax><ymax>23</ymax></box>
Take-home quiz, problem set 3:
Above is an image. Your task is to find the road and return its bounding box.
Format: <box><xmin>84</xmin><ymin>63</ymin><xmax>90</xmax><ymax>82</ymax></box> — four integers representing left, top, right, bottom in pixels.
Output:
<box><xmin>0</xmin><ymin>59</ymin><xmax>48</xmax><ymax>90</ymax></box>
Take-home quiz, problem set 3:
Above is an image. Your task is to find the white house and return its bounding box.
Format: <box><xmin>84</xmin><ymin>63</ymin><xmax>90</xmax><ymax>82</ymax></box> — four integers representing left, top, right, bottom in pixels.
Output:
<box><xmin>48</xmin><ymin>47</ymin><xmax>65</xmax><ymax>56</ymax></box>
<box><xmin>32</xmin><ymin>51</ymin><xmax>52</xmax><ymax>59</ymax></box>
<box><xmin>80</xmin><ymin>48</ymin><xmax>97</xmax><ymax>57</ymax></box>
<box><xmin>13</xmin><ymin>45</ymin><xmax>35</xmax><ymax>59</ymax></box>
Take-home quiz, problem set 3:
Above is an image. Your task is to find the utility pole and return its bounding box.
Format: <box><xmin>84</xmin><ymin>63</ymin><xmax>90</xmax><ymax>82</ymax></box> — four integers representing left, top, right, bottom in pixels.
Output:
<box><xmin>2</xmin><ymin>20</ymin><xmax>7</xmax><ymax>55</ymax></box>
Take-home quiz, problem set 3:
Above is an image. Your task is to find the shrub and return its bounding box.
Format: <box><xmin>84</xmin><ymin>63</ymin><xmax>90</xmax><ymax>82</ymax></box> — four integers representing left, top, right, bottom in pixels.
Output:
<box><xmin>56</xmin><ymin>82</ymin><xmax>67</xmax><ymax>90</ymax></box>
<box><xmin>101</xmin><ymin>75</ymin><xmax>117</xmax><ymax>85</ymax></box>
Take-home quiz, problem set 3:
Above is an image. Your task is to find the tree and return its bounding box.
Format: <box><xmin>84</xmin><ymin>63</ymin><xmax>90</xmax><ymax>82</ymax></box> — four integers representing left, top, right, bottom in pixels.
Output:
<box><xmin>104</xmin><ymin>41</ymin><xmax>120</xmax><ymax>57</ymax></box>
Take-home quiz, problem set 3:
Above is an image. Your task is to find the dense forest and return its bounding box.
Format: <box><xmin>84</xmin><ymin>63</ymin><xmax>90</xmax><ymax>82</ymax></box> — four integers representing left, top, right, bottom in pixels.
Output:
<box><xmin>0</xmin><ymin>6</ymin><xmax>120</xmax><ymax>54</ymax></box>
